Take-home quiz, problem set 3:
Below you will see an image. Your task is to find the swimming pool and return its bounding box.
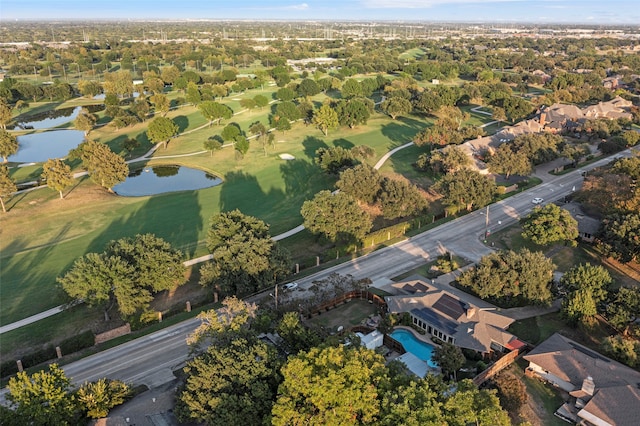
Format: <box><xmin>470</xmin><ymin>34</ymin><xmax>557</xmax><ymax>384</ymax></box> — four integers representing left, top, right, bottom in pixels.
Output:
<box><xmin>390</xmin><ymin>329</ymin><xmax>438</xmax><ymax>368</ymax></box>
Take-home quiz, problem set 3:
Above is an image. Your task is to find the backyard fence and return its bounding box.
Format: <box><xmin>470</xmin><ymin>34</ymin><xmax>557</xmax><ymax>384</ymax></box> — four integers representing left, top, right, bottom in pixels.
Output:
<box><xmin>472</xmin><ymin>346</ymin><xmax>528</xmax><ymax>386</ymax></box>
<box><xmin>305</xmin><ymin>290</ymin><xmax>386</xmax><ymax>318</ymax></box>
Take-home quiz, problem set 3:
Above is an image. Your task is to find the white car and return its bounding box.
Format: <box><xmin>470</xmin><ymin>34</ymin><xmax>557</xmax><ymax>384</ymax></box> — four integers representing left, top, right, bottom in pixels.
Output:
<box><xmin>283</xmin><ymin>282</ymin><xmax>298</xmax><ymax>291</ymax></box>
<box><xmin>532</xmin><ymin>197</ymin><xmax>544</xmax><ymax>204</ymax></box>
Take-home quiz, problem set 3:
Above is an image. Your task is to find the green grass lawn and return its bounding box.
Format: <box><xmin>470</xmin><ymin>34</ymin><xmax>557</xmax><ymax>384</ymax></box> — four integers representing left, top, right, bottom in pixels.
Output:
<box><xmin>305</xmin><ymin>299</ymin><xmax>379</xmax><ymax>330</ymax></box>
<box><xmin>1</xmin><ymin>99</ymin><xmax>434</xmax><ymax>327</ymax></box>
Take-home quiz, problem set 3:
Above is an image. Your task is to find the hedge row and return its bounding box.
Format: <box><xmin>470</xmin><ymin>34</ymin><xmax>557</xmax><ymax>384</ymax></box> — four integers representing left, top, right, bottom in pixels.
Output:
<box><xmin>0</xmin><ymin>330</ymin><xmax>95</xmax><ymax>379</ymax></box>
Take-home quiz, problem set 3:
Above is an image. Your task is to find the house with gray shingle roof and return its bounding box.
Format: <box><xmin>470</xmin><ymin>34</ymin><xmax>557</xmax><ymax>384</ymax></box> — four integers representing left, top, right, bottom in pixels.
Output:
<box><xmin>385</xmin><ymin>279</ymin><xmax>520</xmax><ymax>355</ymax></box>
<box><xmin>524</xmin><ymin>333</ymin><xmax>640</xmax><ymax>426</ymax></box>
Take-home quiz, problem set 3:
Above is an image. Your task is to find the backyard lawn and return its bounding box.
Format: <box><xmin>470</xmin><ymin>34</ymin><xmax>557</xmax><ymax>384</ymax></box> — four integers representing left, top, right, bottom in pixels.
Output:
<box><xmin>305</xmin><ymin>299</ymin><xmax>380</xmax><ymax>330</ymax></box>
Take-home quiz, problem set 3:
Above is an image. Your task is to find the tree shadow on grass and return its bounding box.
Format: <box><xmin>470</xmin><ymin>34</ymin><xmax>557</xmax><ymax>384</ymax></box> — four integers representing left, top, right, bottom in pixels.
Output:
<box><xmin>279</xmin><ymin>159</ymin><xmax>324</xmax><ymax>196</ymax></box>
<box><xmin>332</xmin><ymin>138</ymin><xmax>354</xmax><ymax>150</ymax></box>
<box><xmin>218</xmin><ymin>171</ymin><xmax>286</xmax><ymax>224</ymax></box>
<box><xmin>302</xmin><ymin>136</ymin><xmax>328</xmax><ymax>161</ymax></box>
<box><xmin>173</xmin><ymin>115</ymin><xmax>189</xmax><ymax>133</ymax></box>
<box><xmin>381</xmin><ymin>116</ymin><xmax>428</xmax><ymax>146</ymax></box>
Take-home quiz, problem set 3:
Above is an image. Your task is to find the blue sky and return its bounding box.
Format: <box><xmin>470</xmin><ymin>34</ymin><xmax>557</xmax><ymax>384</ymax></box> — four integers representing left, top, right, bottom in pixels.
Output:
<box><xmin>1</xmin><ymin>0</ymin><xmax>638</xmax><ymax>24</ymax></box>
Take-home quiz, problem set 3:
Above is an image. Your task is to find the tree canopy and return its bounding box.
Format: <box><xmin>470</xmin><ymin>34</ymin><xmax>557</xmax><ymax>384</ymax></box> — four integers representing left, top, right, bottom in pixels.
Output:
<box><xmin>203</xmin><ymin>210</ymin><xmax>291</xmax><ymax>296</ymax></box>
<box><xmin>271</xmin><ymin>345</ymin><xmax>387</xmax><ymax>425</ymax></box>
<box><xmin>199</xmin><ymin>101</ymin><xmax>233</xmax><ymax>126</ymax></box>
<box><xmin>301</xmin><ymin>190</ymin><xmax>372</xmax><ymax>244</ymax></box>
<box><xmin>79</xmin><ymin>140</ymin><xmax>129</xmax><ymax>191</ymax></box>
<box><xmin>0</xmin><ymin>129</ymin><xmax>18</xmax><ymax>162</ymax></box>
<box><xmin>146</xmin><ymin>116</ymin><xmax>178</xmax><ymax>149</ymax></box>
<box><xmin>42</xmin><ymin>158</ymin><xmax>74</xmax><ymax>199</ymax></box>
<box><xmin>521</xmin><ymin>203</ymin><xmax>579</xmax><ymax>246</ymax></box>
<box><xmin>458</xmin><ymin>249</ymin><xmax>555</xmax><ymax>306</ymax></box>
<box><xmin>599</xmin><ymin>213</ymin><xmax>640</xmax><ymax>263</ymax></box>
<box><xmin>315</xmin><ymin>146</ymin><xmax>356</xmax><ymax>175</ymax></box>
<box><xmin>434</xmin><ymin>169</ymin><xmax>497</xmax><ymax>214</ymax></box>
<box><xmin>561</xmin><ymin>263</ymin><xmax>612</xmax><ymax>324</ymax></box>
<box><xmin>58</xmin><ymin>234</ymin><xmax>186</xmax><ymax>320</ymax></box>
<box><xmin>0</xmin><ymin>163</ymin><xmax>17</xmax><ymax>213</ymax></box>
<box><xmin>312</xmin><ymin>104</ymin><xmax>339</xmax><ymax>136</ymax></box>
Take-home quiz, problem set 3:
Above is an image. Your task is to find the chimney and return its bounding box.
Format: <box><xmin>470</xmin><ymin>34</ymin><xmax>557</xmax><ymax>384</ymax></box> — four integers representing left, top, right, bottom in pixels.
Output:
<box><xmin>581</xmin><ymin>376</ymin><xmax>595</xmax><ymax>396</ymax></box>
<box><xmin>539</xmin><ymin>112</ymin><xmax>546</xmax><ymax>126</ymax></box>
<box><xmin>466</xmin><ymin>306</ymin><xmax>477</xmax><ymax>319</ymax></box>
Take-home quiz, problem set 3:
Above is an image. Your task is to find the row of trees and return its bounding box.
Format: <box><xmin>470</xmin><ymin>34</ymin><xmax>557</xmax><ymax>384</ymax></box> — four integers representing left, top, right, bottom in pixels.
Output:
<box><xmin>1</xmin><ymin>364</ymin><xmax>130</xmax><ymax>425</ymax></box>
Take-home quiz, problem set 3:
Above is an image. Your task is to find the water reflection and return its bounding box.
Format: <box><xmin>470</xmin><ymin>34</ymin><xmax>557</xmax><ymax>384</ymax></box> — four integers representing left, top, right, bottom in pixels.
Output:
<box><xmin>10</xmin><ymin>130</ymin><xmax>85</xmax><ymax>163</ymax></box>
<box><xmin>13</xmin><ymin>105</ymin><xmax>104</xmax><ymax>130</ymax></box>
<box><xmin>113</xmin><ymin>165</ymin><xmax>222</xmax><ymax>196</ymax></box>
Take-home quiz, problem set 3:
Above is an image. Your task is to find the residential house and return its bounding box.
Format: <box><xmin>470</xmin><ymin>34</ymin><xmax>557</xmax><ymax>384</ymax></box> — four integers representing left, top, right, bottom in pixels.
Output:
<box><xmin>539</xmin><ymin>103</ymin><xmax>585</xmax><ymax>134</ymax></box>
<box><xmin>582</xmin><ymin>96</ymin><xmax>633</xmax><ymax>120</ymax></box>
<box><xmin>524</xmin><ymin>333</ymin><xmax>640</xmax><ymax>426</ymax></box>
<box><xmin>385</xmin><ymin>279</ymin><xmax>523</xmax><ymax>355</ymax></box>
<box><xmin>561</xmin><ymin>202</ymin><xmax>601</xmax><ymax>243</ymax></box>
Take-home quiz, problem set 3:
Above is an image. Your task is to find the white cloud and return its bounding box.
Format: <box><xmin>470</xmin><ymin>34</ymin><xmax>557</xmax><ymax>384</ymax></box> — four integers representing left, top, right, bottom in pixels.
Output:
<box><xmin>286</xmin><ymin>3</ymin><xmax>309</xmax><ymax>10</ymax></box>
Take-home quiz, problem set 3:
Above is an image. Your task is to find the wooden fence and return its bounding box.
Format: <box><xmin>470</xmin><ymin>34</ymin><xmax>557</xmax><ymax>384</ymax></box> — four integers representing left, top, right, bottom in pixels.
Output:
<box><xmin>306</xmin><ymin>290</ymin><xmax>386</xmax><ymax>317</ymax></box>
<box><xmin>472</xmin><ymin>347</ymin><xmax>525</xmax><ymax>386</ymax></box>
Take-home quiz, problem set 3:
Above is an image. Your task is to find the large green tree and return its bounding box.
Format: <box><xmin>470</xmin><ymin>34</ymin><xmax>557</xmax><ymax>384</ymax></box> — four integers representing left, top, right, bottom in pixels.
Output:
<box><xmin>561</xmin><ymin>263</ymin><xmax>612</xmax><ymax>324</ymax></box>
<box><xmin>433</xmin><ymin>342</ymin><xmax>465</xmax><ymax>381</ymax></box>
<box><xmin>315</xmin><ymin>146</ymin><xmax>356</xmax><ymax>175</ymax></box>
<box><xmin>146</xmin><ymin>116</ymin><xmax>178</xmax><ymax>149</ymax></box>
<box><xmin>336</xmin><ymin>98</ymin><xmax>371</xmax><ymax>128</ymax></box>
<box><xmin>0</xmin><ymin>129</ymin><xmax>18</xmax><ymax>162</ymax></box>
<box><xmin>76</xmin><ymin>379</ymin><xmax>131</xmax><ymax>419</ymax></box>
<box><xmin>177</xmin><ymin>335</ymin><xmax>281</xmax><ymax>426</ymax></box>
<box><xmin>198</xmin><ymin>101</ymin><xmax>233</xmax><ymax>126</ymax></box>
<box><xmin>74</xmin><ymin>107</ymin><xmax>98</xmax><ymax>136</ymax></box>
<box><xmin>336</xmin><ymin>163</ymin><xmax>382</xmax><ymax>204</ymax></box>
<box><xmin>458</xmin><ymin>249</ymin><xmax>555</xmax><ymax>306</ymax></box>
<box><xmin>6</xmin><ymin>364</ymin><xmax>79</xmax><ymax>426</ymax></box>
<box><xmin>0</xmin><ymin>163</ymin><xmax>17</xmax><ymax>213</ymax></box>
<box><xmin>59</xmin><ymin>234</ymin><xmax>185</xmax><ymax>319</ymax></box>
<box><xmin>42</xmin><ymin>158</ymin><xmax>74</xmax><ymax>199</ymax></box>
<box><xmin>599</xmin><ymin>213</ymin><xmax>640</xmax><ymax>263</ymax></box>
<box><xmin>434</xmin><ymin>169</ymin><xmax>497</xmax><ymax>214</ymax></box>
<box><xmin>381</xmin><ymin>96</ymin><xmax>412</xmax><ymax>120</ymax></box>
<box><xmin>487</xmin><ymin>144</ymin><xmax>532</xmax><ymax>179</ymax></box>
<box><xmin>379</xmin><ymin>177</ymin><xmax>428</xmax><ymax>220</ymax></box>
<box><xmin>521</xmin><ymin>203</ymin><xmax>579</xmax><ymax>246</ymax></box>
<box><xmin>301</xmin><ymin>190</ymin><xmax>372</xmax><ymax>243</ymax></box>
<box><xmin>271</xmin><ymin>345</ymin><xmax>387</xmax><ymax>425</ymax></box>
<box><xmin>80</xmin><ymin>140</ymin><xmax>128</xmax><ymax>192</ymax></box>
<box><xmin>202</xmin><ymin>210</ymin><xmax>290</xmax><ymax>296</ymax></box>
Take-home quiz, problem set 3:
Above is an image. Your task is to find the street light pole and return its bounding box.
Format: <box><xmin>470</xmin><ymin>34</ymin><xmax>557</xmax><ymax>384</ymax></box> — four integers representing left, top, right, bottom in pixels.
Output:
<box><xmin>484</xmin><ymin>205</ymin><xmax>490</xmax><ymax>240</ymax></box>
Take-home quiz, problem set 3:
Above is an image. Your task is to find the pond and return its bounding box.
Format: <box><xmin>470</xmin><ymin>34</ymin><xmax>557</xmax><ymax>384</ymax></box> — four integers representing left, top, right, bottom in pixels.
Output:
<box><xmin>113</xmin><ymin>165</ymin><xmax>222</xmax><ymax>196</ymax></box>
<box><xmin>13</xmin><ymin>105</ymin><xmax>104</xmax><ymax>130</ymax></box>
<box><xmin>10</xmin><ymin>130</ymin><xmax>85</xmax><ymax>163</ymax></box>
<box><xmin>14</xmin><ymin>106</ymin><xmax>81</xmax><ymax>130</ymax></box>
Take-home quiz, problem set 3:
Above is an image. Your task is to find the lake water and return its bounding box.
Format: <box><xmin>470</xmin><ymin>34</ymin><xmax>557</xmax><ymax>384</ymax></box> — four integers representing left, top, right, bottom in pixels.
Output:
<box><xmin>14</xmin><ymin>106</ymin><xmax>82</xmax><ymax>130</ymax></box>
<box><xmin>10</xmin><ymin>130</ymin><xmax>85</xmax><ymax>163</ymax></box>
<box><xmin>113</xmin><ymin>165</ymin><xmax>222</xmax><ymax>196</ymax></box>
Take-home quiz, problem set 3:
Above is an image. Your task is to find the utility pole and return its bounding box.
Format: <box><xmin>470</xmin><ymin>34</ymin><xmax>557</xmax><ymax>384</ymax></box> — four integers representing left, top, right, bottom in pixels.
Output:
<box><xmin>484</xmin><ymin>205</ymin><xmax>490</xmax><ymax>240</ymax></box>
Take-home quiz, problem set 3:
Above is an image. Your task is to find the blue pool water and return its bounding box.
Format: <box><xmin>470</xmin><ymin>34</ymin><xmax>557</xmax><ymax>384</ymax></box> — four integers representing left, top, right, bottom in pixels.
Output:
<box><xmin>390</xmin><ymin>329</ymin><xmax>438</xmax><ymax>368</ymax></box>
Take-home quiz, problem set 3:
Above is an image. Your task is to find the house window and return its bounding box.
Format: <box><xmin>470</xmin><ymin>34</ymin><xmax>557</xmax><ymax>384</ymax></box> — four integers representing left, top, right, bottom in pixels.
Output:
<box><xmin>427</xmin><ymin>326</ymin><xmax>432</xmax><ymax>334</ymax></box>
